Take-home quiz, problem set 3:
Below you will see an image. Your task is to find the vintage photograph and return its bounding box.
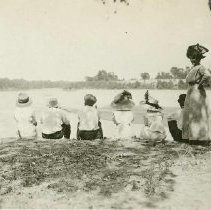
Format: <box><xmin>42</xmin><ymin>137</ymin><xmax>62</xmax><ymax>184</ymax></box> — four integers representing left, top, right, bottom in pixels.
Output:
<box><xmin>0</xmin><ymin>0</ymin><xmax>211</xmax><ymax>209</ymax></box>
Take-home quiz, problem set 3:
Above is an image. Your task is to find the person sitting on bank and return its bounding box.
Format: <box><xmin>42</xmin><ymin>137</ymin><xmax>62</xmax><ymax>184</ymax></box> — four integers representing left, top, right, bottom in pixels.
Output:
<box><xmin>40</xmin><ymin>97</ymin><xmax>70</xmax><ymax>139</ymax></box>
<box><xmin>139</xmin><ymin>91</ymin><xmax>166</xmax><ymax>143</ymax></box>
<box><xmin>167</xmin><ymin>94</ymin><xmax>188</xmax><ymax>143</ymax></box>
<box><xmin>14</xmin><ymin>93</ymin><xmax>37</xmax><ymax>139</ymax></box>
<box><xmin>111</xmin><ymin>90</ymin><xmax>135</xmax><ymax>139</ymax></box>
<box><xmin>77</xmin><ymin>94</ymin><xmax>103</xmax><ymax>140</ymax></box>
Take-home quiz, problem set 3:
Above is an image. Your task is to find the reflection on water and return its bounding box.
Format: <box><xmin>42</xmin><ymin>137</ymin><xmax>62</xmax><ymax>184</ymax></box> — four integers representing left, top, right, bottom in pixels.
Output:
<box><xmin>1</xmin><ymin>88</ymin><xmax>210</xmax><ymax>138</ymax></box>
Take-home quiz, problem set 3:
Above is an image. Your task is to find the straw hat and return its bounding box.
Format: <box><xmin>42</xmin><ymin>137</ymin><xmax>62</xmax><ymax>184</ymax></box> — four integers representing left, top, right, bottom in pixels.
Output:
<box><xmin>111</xmin><ymin>90</ymin><xmax>135</xmax><ymax>111</ymax></box>
<box><xmin>16</xmin><ymin>93</ymin><xmax>32</xmax><ymax>107</ymax></box>
<box><xmin>47</xmin><ymin>97</ymin><xmax>59</xmax><ymax>108</ymax></box>
<box><xmin>84</xmin><ymin>94</ymin><xmax>97</xmax><ymax>106</ymax></box>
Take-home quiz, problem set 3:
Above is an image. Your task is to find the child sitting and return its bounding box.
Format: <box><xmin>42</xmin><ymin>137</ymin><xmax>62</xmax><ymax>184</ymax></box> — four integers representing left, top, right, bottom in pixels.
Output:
<box><xmin>111</xmin><ymin>90</ymin><xmax>135</xmax><ymax>139</ymax></box>
<box><xmin>40</xmin><ymin>97</ymin><xmax>71</xmax><ymax>139</ymax></box>
<box><xmin>167</xmin><ymin>94</ymin><xmax>188</xmax><ymax>143</ymax></box>
<box><xmin>77</xmin><ymin>94</ymin><xmax>103</xmax><ymax>140</ymax></box>
<box><xmin>14</xmin><ymin>93</ymin><xmax>37</xmax><ymax>139</ymax></box>
<box><xmin>139</xmin><ymin>91</ymin><xmax>166</xmax><ymax>142</ymax></box>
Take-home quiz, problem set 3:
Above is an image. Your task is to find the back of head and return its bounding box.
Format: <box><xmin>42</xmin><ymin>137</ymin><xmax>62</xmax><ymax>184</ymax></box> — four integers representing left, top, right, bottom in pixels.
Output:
<box><xmin>178</xmin><ymin>94</ymin><xmax>186</xmax><ymax>108</ymax></box>
<box><xmin>47</xmin><ymin>97</ymin><xmax>59</xmax><ymax>108</ymax></box>
<box><xmin>84</xmin><ymin>94</ymin><xmax>97</xmax><ymax>106</ymax></box>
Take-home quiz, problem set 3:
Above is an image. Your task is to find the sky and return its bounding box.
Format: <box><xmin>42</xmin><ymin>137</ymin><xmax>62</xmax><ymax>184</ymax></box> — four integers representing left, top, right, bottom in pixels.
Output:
<box><xmin>0</xmin><ymin>0</ymin><xmax>211</xmax><ymax>81</ymax></box>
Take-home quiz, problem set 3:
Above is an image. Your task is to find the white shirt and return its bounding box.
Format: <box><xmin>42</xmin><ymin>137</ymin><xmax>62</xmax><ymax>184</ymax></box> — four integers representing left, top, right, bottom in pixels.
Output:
<box><xmin>144</xmin><ymin>112</ymin><xmax>165</xmax><ymax>133</ymax></box>
<box><xmin>40</xmin><ymin>108</ymin><xmax>69</xmax><ymax>134</ymax></box>
<box><xmin>14</xmin><ymin>106</ymin><xmax>37</xmax><ymax>138</ymax></box>
<box><xmin>167</xmin><ymin>109</ymin><xmax>183</xmax><ymax>130</ymax></box>
<box><xmin>113</xmin><ymin>111</ymin><xmax>134</xmax><ymax>125</ymax></box>
<box><xmin>78</xmin><ymin>106</ymin><xmax>99</xmax><ymax>130</ymax></box>
<box><xmin>140</xmin><ymin>112</ymin><xmax>166</xmax><ymax>141</ymax></box>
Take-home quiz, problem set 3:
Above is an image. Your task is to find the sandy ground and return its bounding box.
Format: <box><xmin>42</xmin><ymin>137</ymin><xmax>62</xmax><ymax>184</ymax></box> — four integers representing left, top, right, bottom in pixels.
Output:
<box><xmin>0</xmin><ymin>138</ymin><xmax>211</xmax><ymax>209</ymax></box>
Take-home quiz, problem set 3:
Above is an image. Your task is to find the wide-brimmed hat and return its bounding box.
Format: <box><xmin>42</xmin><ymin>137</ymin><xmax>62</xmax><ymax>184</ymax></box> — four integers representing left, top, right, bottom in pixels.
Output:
<box><xmin>186</xmin><ymin>44</ymin><xmax>209</xmax><ymax>60</ymax></box>
<box><xmin>84</xmin><ymin>94</ymin><xmax>97</xmax><ymax>106</ymax></box>
<box><xmin>47</xmin><ymin>97</ymin><xmax>59</xmax><ymax>108</ymax></box>
<box><xmin>111</xmin><ymin>90</ymin><xmax>135</xmax><ymax>110</ymax></box>
<box><xmin>16</xmin><ymin>93</ymin><xmax>32</xmax><ymax>107</ymax></box>
<box><xmin>146</xmin><ymin>106</ymin><xmax>162</xmax><ymax>113</ymax></box>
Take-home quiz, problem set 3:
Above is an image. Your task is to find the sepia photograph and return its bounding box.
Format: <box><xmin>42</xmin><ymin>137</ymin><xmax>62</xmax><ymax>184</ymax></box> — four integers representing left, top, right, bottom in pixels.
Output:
<box><xmin>0</xmin><ymin>0</ymin><xmax>211</xmax><ymax>209</ymax></box>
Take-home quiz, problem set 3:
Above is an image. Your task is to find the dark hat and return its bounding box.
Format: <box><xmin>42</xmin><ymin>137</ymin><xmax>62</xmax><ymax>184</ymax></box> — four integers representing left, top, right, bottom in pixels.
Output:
<box><xmin>186</xmin><ymin>44</ymin><xmax>209</xmax><ymax>60</ymax></box>
<box><xmin>16</xmin><ymin>93</ymin><xmax>32</xmax><ymax>107</ymax></box>
<box><xmin>47</xmin><ymin>97</ymin><xmax>59</xmax><ymax>108</ymax></box>
<box><xmin>111</xmin><ymin>90</ymin><xmax>135</xmax><ymax>110</ymax></box>
<box><xmin>84</xmin><ymin>94</ymin><xmax>97</xmax><ymax>106</ymax></box>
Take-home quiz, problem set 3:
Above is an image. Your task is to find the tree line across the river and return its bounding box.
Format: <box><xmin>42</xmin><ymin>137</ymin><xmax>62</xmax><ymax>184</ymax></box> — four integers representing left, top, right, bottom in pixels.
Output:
<box><xmin>0</xmin><ymin>67</ymin><xmax>210</xmax><ymax>90</ymax></box>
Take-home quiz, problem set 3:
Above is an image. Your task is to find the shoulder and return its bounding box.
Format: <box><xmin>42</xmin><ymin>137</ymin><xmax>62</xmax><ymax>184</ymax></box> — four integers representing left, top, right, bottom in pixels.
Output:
<box><xmin>58</xmin><ymin>108</ymin><xmax>68</xmax><ymax>117</ymax></box>
<box><xmin>193</xmin><ymin>64</ymin><xmax>206</xmax><ymax>72</ymax></box>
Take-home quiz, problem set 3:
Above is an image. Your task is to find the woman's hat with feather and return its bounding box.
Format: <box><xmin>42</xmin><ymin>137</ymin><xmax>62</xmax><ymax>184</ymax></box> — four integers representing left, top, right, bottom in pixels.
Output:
<box><xmin>140</xmin><ymin>90</ymin><xmax>162</xmax><ymax>112</ymax></box>
<box><xmin>186</xmin><ymin>43</ymin><xmax>209</xmax><ymax>60</ymax></box>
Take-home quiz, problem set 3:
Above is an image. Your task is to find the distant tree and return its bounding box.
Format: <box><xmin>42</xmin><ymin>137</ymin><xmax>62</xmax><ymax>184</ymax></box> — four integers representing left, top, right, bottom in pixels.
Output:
<box><xmin>96</xmin><ymin>70</ymin><xmax>108</xmax><ymax>80</ymax></box>
<box><xmin>107</xmin><ymin>72</ymin><xmax>118</xmax><ymax>81</ymax></box>
<box><xmin>140</xmin><ymin>72</ymin><xmax>150</xmax><ymax>82</ymax></box>
<box><xmin>209</xmin><ymin>0</ymin><xmax>211</xmax><ymax>10</ymax></box>
<box><xmin>170</xmin><ymin>67</ymin><xmax>189</xmax><ymax>79</ymax></box>
<box><xmin>156</xmin><ymin>80</ymin><xmax>174</xmax><ymax>89</ymax></box>
<box><xmin>85</xmin><ymin>76</ymin><xmax>95</xmax><ymax>82</ymax></box>
<box><xmin>178</xmin><ymin>79</ymin><xmax>188</xmax><ymax>89</ymax></box>
<box><xmin>155</xmin><ymin>72</ymin><xmax>173</xmax><ymax>79</ymax></box>
<box><xmin>85</xmin><ymin>70</ymin><xmax>119</xmax><ymax>81</ymax></box>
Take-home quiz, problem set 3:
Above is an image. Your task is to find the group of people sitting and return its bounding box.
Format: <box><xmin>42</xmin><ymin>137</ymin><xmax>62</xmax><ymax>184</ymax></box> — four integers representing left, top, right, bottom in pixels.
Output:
<box><xmin>14</xmin><ymin>90</ymin><xmax>187</xmax><ymax>144</ymax></box>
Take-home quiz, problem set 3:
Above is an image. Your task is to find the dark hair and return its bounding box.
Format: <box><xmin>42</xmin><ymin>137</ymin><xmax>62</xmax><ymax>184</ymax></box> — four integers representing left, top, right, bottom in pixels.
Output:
<box><xmin>85</xmin><ymin>100</ymin><xmax>95</xmax><ymax>106</ymax></box>
<box><xmin>178</xmin><ymin>94</ymin><xmax>186</xmax><ymax>108</ymax></box>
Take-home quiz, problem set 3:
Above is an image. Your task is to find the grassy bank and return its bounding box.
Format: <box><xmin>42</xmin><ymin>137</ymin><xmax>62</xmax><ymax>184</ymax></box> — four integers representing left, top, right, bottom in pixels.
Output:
<box><xmin>0</xmin><ymin>138</ymin><xmax>211</xmax><ymax>208</ymax></box>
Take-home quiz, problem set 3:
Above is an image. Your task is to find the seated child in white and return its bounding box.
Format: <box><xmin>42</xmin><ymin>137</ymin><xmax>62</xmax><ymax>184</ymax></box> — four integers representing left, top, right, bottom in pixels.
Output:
<box><xmin>140</xmin><ymin>108</ymin><xmax>166</xmax><ymax>142</ymax></box>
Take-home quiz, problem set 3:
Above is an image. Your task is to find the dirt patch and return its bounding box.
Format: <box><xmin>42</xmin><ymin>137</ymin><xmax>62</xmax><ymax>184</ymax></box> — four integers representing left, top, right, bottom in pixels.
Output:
<box><xmin>0</xmin><ymin>138</ymin><xmax>210</xmax><ymax>209</ymax></box>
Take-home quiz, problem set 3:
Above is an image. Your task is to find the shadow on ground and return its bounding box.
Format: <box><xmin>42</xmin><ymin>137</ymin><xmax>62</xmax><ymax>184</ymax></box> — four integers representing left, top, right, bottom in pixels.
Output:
<box><xmin>0</xmin><ymin>138</ymin><xmax>210</xmax><ymax>208</ymax></box>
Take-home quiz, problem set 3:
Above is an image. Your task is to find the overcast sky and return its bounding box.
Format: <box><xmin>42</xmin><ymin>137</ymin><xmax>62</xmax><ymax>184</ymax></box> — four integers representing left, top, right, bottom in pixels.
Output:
<box><xmin>0</xmin><ymin>0</ymin><xmax>211</xmax><ymax>81</ymax></box>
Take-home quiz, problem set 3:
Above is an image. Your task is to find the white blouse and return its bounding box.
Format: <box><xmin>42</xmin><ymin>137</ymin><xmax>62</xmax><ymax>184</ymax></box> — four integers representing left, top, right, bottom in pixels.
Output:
<box><xmin>14</xmin><ymin>106</ymin><xmax>37</xmax><ymax>138</ymax></box>
<box><xmin>113</xmin><ymin>111</ymin><xmax>134</xmax><ymax>139</ymax></box>
<box><xmin>78</xmin><ymin>106</ymin><xmax>99</xmax><ymax>131</ymax></box>
<box><xmin>40</xmin><ymin>108</ymin><xmax>69</xmax><ymax>134</ymax></box>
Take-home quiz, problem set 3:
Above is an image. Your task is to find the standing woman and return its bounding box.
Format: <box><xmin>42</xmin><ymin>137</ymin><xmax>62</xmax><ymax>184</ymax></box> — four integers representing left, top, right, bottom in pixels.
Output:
<box><xmin>182</xmin><ymin>44</ymin><xmax>211</xmax><ymax>145</ymax></box>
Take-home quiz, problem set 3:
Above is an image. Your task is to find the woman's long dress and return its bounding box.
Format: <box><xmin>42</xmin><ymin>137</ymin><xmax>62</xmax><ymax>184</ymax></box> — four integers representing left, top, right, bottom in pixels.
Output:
<box><xmin>182</xmin><ymin>64</ymin><xmax>211</xmax><ymax>141</ymax></box>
